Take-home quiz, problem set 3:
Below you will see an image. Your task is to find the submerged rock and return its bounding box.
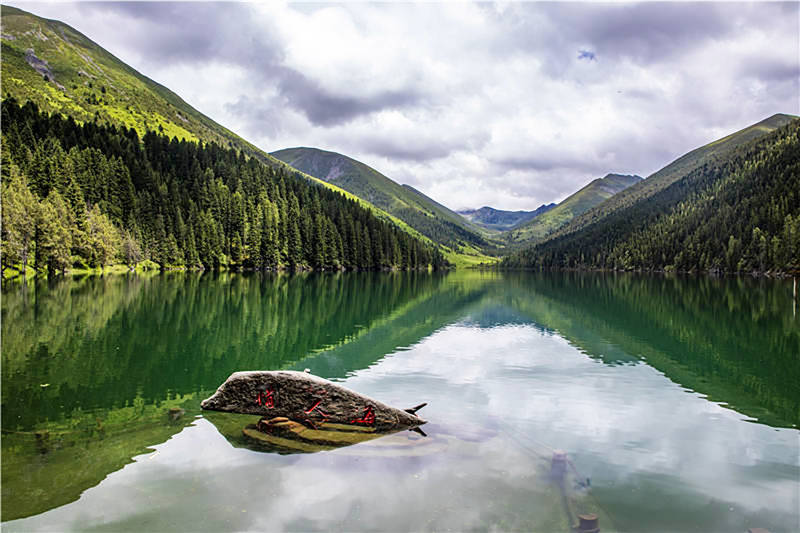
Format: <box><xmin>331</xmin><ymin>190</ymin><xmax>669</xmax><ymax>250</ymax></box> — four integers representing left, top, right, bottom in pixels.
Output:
<box><xmin>201</xmin><ymin>370</ymin><xmax>426</xmax><ymax>431</ymax></box>
<box><xmin>242</xmin><ymin>416</ymin><xmax>391</xmax><ymax>454</ymax></box>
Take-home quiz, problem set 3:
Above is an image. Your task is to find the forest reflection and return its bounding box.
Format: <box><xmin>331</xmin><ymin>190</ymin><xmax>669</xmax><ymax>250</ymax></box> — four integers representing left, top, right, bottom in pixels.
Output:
<box><xmin>2</xmin><ymin>271</ymin><xmax>797</xmax><ymax>521</ymax></box>
<box><xmin>2</xmin><ymin>271</ymin><xmax>453</xmax><ymax>430</ymax></box>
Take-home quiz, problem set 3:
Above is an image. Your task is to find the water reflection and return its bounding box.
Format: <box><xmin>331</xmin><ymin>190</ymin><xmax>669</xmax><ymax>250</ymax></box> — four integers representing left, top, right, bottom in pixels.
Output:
<box><xmin>499</xmin><ymin>272</ymin><xmax>800</xmax><ymax>428</ymax></box>
<box><xmin>346</xmin><ymin>321</ymin><xmax>798</xmax><ymax>532</ymax></box>
<box><xmin>2</xmin><ymin>270</ymin><xmax>798</xmax><ymax>531</ymax></box>
<box><xmin>2</xmin><ymin>272</ymin><xmax>451</xmax><ymax>431</ymax></box>
<box><xmin>204</xmin><ymin>412</ymin><xmax>421</xmax><ymax>455</ymax></box>
<box><xmin>1</xmin><ymin>271</ymin><xmax>452</xmax><ymax>520</ymax></box>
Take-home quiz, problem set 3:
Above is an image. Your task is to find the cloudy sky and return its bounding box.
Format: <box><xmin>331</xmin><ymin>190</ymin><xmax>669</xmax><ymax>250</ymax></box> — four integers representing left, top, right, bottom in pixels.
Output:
<box><xmin>9</xmin><ymin>1</ymin><xmax>799</xmax><ymax>211</ymax></box>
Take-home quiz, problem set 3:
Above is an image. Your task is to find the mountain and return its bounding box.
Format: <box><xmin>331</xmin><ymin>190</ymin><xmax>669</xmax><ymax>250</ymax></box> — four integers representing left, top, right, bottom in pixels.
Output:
<box><xmin>2</xmin><ymin>99</ymin><xmax>448</xmax><ymax>274</ymax></box>
<box><xmin>458</xmin><ymin>204</ymin><xmax>556</xmax><ymax>231</ymax></box>
<box><xmin>0</xmin><ymin>5</ymin><xmax>423</xmax><ymax>239</ymax></box>
<box><xmin>1</xmin><ymin>5</ymin><xmax>261</xmax><ymax>156</ymax></box>
<box><xmin>0</xmin><ymin>7</ymin><xmax>448</xmax><ymax>274</ymax></box>
<box><xmin>553</xmin><ymin>114</ymin><xmax>797</xmax><ymax>239</ymax></box>
<box><xmin>507</xmin><ymin>173</ymin><xmax>642</xmax><ymax>244</ymax></box>
<box><xmin>271</xmin><ymin>147</ymin><xmax>501</xmax><ymax>259</ymax></box>
<box><xmin>504</xmin><ymin>115</ymin><xmax>800</xmax><ymax>274</ymax></box>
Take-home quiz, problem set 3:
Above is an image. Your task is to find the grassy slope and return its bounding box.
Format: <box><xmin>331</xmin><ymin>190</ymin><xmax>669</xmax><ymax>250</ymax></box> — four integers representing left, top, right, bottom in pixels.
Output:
<box><xmin>507</xmin><ymin>173</ymin><xmax>641</xmax><ymax>245</ymax></box>
<box><xmin>271</xmin><ymin>147</ymin><xmax>492</xmax><ymax>237</ymax></box>
<box><xmin>272</xmin><ymin>147</ymin><xmax>499</xmax><ymax>265</ymax></box>
<box><xmin>0</xmin><ymin>6</ymin><xmax>428</xmax><ymax>247</ymax></box>
<box><xmin>550</xmin><ymin>114</ymin><xmax>797</xmax><ymax>240</ymax></box>
<box><xmin>2</xmin><ymin>5</ymin><xmax>242</xmax><ymax>147</ymax></box>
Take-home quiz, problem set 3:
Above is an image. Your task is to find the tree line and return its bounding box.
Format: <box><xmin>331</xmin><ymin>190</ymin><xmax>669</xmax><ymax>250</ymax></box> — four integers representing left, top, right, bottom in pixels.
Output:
<box><xmin>1</xmin><ymin>98</ymin><xmax>448</xmax><ymax>276</ymax></box>
<box><xmin>394</xmin><ymin>204</ymin><xmax>500</xmax><ymax>253</ymax></box>
<box><xmin>503</xmin><ymin>120</ymin><xmax>800</xmax><ymax>274</ymax></box>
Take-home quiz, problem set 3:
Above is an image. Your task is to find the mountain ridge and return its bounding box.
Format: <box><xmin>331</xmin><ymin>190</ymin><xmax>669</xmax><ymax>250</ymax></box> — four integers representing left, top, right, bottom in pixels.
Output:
<box><xmin>4</xmin><ymin>6</ymin><xmax>796</xmax><ymax>274</ymax></box>
<box><xmin>0</xmin><ymin>5</ymin><xmax>432</xmax><ymax>245</ymax></box>
<box><xmin>506</xmin><ymin>173</ymin><xmax>642</xmax><ymax>245</ymax></box>
<box><xmin>504</xmin><ymin>115</ymin><xmax>800</xmax><ymax>273</ymax></box>
<box><xmin>458</xmin><ymin>204</ymin><xmax>556</xmax><ymax>231</ymax></box>
<box><xmin>1</xmin><ymin>5</ymin><xmax>255</xmax><ymax>152</ymax></box>
<box><xmin>271</xmin><ymin>146</ymin><xmax>501</xmax><ymax>261</ymax></box>
<box><xmin>0</xmin><ymin>6</ymin><xmax>452</xmax><ymax>275</ymax></box>
<box><xmin>550</xmin><ymin>113</ymin><xmax>797</xmax><ymax>240</ymax></box>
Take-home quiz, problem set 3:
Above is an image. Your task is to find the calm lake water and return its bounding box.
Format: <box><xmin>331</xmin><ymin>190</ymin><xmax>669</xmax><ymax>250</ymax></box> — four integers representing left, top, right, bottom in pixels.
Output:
<box><xmin>2</xmin><ymin>271</ymin><xmax>798</xmax><ymax>532</ymax></box>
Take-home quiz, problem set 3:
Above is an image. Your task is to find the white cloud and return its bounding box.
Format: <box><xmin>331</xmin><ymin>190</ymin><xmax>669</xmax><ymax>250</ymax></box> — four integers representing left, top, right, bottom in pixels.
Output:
<box><xmin>8</xmin><ymin>1</ymin><xmax>798</xmax><ymax>211</ymax></box>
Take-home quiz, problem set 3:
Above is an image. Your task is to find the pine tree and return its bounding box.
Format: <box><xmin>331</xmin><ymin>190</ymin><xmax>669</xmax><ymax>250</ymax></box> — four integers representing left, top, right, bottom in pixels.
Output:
<box><xmin>120</xmin><ymin>230</ymin><xmax>142</xmax><ymax>269</ymax></box>
<box><xmin>1</xmin><ymin>166</ymin><xmax>39</xmax><ymax>273</ymax></box>
<box><xmin>1</xmin><ymin>98</ymin><xmax>449</xmax><ymax>275</ymax></box>
<box><xmin>36</xmin><ymin>190</ymin><xmax>73</xmax><ymax>275</ymax></box>
<box><xmin>86</xmin><ymin>204</ymin><xmax>120</xmax><ymax>268</ymax></box>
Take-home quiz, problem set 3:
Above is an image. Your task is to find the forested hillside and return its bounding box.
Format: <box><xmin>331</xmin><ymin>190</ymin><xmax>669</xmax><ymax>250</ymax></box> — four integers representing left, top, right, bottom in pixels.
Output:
<box><xmin>505</xmin><ymin>173</ymin><xmax>641</xmax><ymax>245</ymax></box>
<box><xmin>552</xmin><ymin>114</ymin><xmax>796</xmax><ymax>240</ymax></box>
<box><xmin>271</xmin><ymin>147</ymin><xmax>500</xmax><ymax>256</ymax></box>
<box><xmin>1</xmin><ymin>99</ymin><xmax>448</xmax><ymax>275</ymax></box>
<box><xmin>504</xmin><ymin>119</ymin><xmax>800</xmax><ymax>274</ymax></box>
<box><xmin>0</xmin><ymin>5</ymin><xmax>431</xmax><ymax>241</ymax></box>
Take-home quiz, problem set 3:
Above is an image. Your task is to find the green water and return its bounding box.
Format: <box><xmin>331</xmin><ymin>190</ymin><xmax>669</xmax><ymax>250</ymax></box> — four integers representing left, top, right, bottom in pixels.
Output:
<box><xmin>2</xmin><ymin>271</ymin><xmax>798</xmax><ymax>532</ymax></box>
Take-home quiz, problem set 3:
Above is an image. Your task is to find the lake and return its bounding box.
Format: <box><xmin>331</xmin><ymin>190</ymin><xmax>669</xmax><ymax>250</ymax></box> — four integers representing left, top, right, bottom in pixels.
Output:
<box><xmin>2</xmin><ymin>271</ymin><xmax>798</xmax><ymax>532</ymax></box>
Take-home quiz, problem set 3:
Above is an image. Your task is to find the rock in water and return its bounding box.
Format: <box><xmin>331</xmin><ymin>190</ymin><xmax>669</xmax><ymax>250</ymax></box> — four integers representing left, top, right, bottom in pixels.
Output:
<box><xmin>241</xmin><ymin>417</ymin><xmax>391</xmax><ymax>455</ymax></box>
<box><xmin>201</xmin><ymin>371</ymin><xmax>426</xmax><ymax>431</ymax></box>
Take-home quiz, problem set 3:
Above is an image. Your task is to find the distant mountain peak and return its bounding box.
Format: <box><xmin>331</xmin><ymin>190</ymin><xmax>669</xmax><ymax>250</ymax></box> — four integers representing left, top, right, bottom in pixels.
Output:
<box><xmin>458</xmin><ymin>204</ymin><xmax>557</xmax><ymax>231</ymax></box>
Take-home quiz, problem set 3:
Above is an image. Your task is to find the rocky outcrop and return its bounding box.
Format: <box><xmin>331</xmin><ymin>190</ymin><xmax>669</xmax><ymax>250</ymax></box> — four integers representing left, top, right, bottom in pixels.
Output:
<box><xmin>24</xmin><ymin>48</ymin><xmax>65</xmax><ymax>90</ymax></box>
<box><xmin>201</xmin><ymin>371</ymin><xmax>426</xmax><ymax>432</ymax></box>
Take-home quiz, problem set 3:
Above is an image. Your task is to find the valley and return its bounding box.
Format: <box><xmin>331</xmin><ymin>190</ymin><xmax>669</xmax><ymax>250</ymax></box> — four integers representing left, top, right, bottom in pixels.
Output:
<box><xmin>1</xmin><ymin>4</ymin><xmax>798</xmax><ymax>278</ymax></box>
<box><xmin>2</xmin><ymin>4</ymin><xmax>798</xmax><ymax>533</ymax></box>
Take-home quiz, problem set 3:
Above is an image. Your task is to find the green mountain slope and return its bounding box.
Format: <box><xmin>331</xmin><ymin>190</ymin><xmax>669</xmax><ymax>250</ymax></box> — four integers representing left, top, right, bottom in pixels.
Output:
<box><xmin>504</xmin><ymin>117</ymin><xmax>800</xmax><ymax>274</ymax></box>
<box><xmin>507</xmin><ymin>173</ymin><xmax>641</xmax><ymax>244</ymax></box>
<box><xmin>0</xmin><ymin>5</ymin><xmax>424</xmax><ymax>241</ymax></box>
<box><xmin>457</xmin><ymin>204</ymin><xmax>555</xmax><ymax>231</ymax></box>
<box><xmin>1</xmin><ymin>98</ymin><xmax>448</xmax><ymax>274</ymax></box>
<box><xmin>1</xmin><ymin>5</ymin><xmax>252</xmax><ymax>150</ymax></box>
<box><xmin>553</xmin><ymin>114</ymin><xmax>797</xmax><ymax>239</ymax></box>
<box><xmin>271</xmin><ymin>147</ymin><xmax>501</xmax><ymax>257</ymax></box>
